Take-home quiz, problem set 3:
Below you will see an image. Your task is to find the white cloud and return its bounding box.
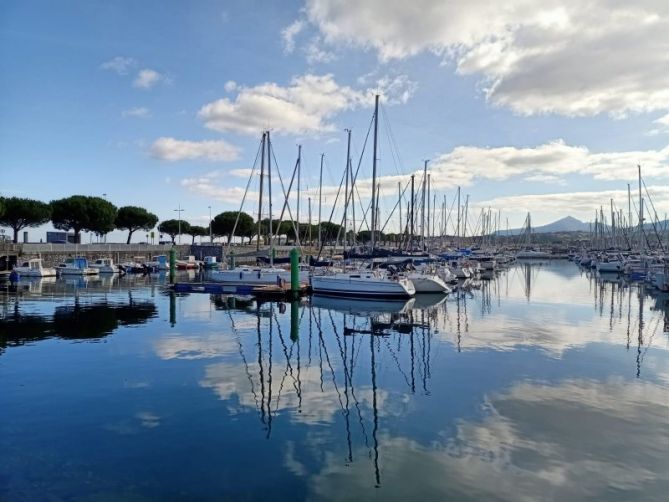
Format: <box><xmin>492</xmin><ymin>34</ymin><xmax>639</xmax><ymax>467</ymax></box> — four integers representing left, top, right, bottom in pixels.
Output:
<box><xmin>100</xmin><ymin>56</ymin><xmax>135</xmax><ymax>74</ymax></box>
<box><xmin>304</xmin><ymin>36</ymin><xmax>336</xmax><ymax>64</ymax></box>
<box><xmin>133</xmin><ymin>69</ymin><xmax>166</xmax><ymax>89</ymax></box>
<box><xmin>304</xmin><ymin>0</ymin><xmax>669</xmax><ymax>116</ymax></box>
<box><xmin>121</xmin><ymin>107</ymin><xmax>151</xmax><ymax>118</ymax></box>
<box><xmin>523</xmin><ymin>174</ymin><xmax>566</xmax><ymax>185</ymax></box>
<box><xmin>198</xmin><ymin>74</ymin><xmax>368</xmax><ymax>136</ymax></box>
<box><xmin>150</xmin><ymin>137</ymin><xmax>240</xmax><ymax>162</ymax></box>
<box><xmin>198</xmin><ymin>73</ymin><xmax>415</xmax><ymax>136</ymax></box>
<box><xmin>477</xmin><ymin>186</ymin><xmax>669</xmax><ymax>221</ymax></box>
<box><xmin>282</xmin><ymin>20</ymin><xmax>305</xmax><ymax>53</ymax></box>
<box><xmin>229</xmin><ymin>168</ymin><xmax>255</xmax><ymax>178</ymax></box>
<box><xmin>224</xmin><ymin>80</ymin><xmax>238</xmax><ymax>92</ymax></box>
<box><xmin>181</xmin><ymin>175</ymin><xmax>258</xmax><ymax>205</ymax></box>
<box><xmin>649</xmin><ymin>113</ymin><xmax>669</xmax><ymax>135</ymax></box>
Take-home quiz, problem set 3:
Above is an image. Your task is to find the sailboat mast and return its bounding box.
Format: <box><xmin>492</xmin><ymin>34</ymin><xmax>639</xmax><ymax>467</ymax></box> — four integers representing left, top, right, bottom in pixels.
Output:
<box><xmin>318</xmin><ymin>153</ymin><xmax>324</xmax><ymax>248</ymax></box>
<box><xmin>267</xmin><ymin>130</ymin><xmax>274</xmax><ymax>266</ymax></box>
<box><xmin>344</xmin><ymin>129</ymin><xmax>351</xmax><ymax>248</ymax></box>
<box><xmin>410</xmin><ymin>175</ymin><xmax>415</xmax><ymax>248</ymax></box>
<box><xmin>257</xmin><ymin>132</ymin><xmax>266</xmax><ymax>252</ymax></box>
<box><xmin>457</xmin><ymin>186</ymin><xmax>461</xmax><ymax>247</ymax></box>
<box><xmin>297</xmin><ymin>145</ymin><xmax>301</xmax><ymax>243</ymax></box>
<box><xmin>421</xmin><ymin>160</ymin><xmax>428</xmax><ymax>249</ymax></box>
<box><xmin>398</xmin><ymin>182</ymin><xmax>402</xmax><ymax>246</ymax></box>
<box><xmin>638</xmin><ymin>164</ymin><xmax>643</xmax><ymax>252</ymax></box>
<box><xmin>371</xmin><ymin>94</ymin><xmax>379</xmax><ymax>250</ymax></box>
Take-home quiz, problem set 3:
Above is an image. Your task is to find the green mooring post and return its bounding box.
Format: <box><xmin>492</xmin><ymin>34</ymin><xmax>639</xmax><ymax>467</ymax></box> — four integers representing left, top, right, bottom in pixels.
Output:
<box><xmin>290</xmin><ymin>300</ymin><xmax>299</xmax><ymax>341</ymax></box>
<box><xmin>169</xmin><ymin>247</ymin><xmax>176</xmax><ymax>283</ymax></box>
<box><xmin>290</xmin><ymin>247</ymin><xmax>299</xmax><ymax>297</ymax></box>
<box><xmin>169</xmin><ymin>292</ymin><xmax>176</xmax><ymax>327</ymax></box>
<box><xmin>229</xmin><ymin>251</ymin><xmax>235</xmax><ymax>269</ymax></box>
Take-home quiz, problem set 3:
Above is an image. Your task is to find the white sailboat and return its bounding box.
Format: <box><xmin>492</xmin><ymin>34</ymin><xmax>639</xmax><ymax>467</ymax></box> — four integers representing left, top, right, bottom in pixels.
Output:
<box><xmin>311</xmin><ymin>95</ymin><xmax>416</xmax><ymax>299</ymax></box>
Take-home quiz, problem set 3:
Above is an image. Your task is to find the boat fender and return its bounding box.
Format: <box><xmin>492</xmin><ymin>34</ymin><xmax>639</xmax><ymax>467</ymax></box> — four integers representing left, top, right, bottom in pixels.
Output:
<box><xmin>239</xmin><ymin>272</ymin><xmax>243</xmax><ymax>279</ymax></box>
<box><xmin>9</xmin><ymin>270</ymin><xmax>19</xmax><ymax>283</ymax></box>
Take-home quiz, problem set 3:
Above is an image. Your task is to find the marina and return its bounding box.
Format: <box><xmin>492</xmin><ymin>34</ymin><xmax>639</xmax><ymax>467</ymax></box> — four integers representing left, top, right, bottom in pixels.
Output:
<box><xmin>2</xmin><ymin>261</ymin><xmax>669</xmax><ymax>499</ymax></box>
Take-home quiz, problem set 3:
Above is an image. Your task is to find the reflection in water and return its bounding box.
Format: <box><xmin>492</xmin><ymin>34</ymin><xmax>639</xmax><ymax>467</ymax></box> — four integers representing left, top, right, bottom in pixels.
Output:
<box><xmin>1</xmin><ymin>295</ymin><xmax>157</xmax><ymax>352</ymax></box>
<box><xmin>1</xmin><ymin>262</ymin><xmax>669</xmax><ymax>500</ymax></box>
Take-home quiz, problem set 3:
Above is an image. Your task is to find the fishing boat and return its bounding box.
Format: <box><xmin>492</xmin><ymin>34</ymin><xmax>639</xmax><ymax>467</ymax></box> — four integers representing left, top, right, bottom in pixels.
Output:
<box><xmin>90</xmin><ymin>258</ymin><xmax>121</xmax><ymax>274</ymax></box>
<box><xmin>12</xmin><ymin>258</ymin><xmax>57</xmax><ymax>277</ymax></box>
<box><xmin>55</xmin><ymin>257</ymin><xmax>99</xmax><ymax>276</ymax></box>
<box><xmin>176</xmin><ymin>256</ymin><xmax>198</xmax><ymax>270</ymax></box>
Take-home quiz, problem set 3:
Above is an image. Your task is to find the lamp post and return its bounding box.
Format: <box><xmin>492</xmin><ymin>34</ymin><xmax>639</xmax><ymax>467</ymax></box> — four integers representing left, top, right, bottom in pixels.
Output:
<box><xmin>174</xmin><ymin>205</ymin><xmax>184</xmax><ymax>244</ymax></box>
<box><xmin>208</xmin><ymin>205</ymin><xmax>212</xmax><ymax>243</ymax></box>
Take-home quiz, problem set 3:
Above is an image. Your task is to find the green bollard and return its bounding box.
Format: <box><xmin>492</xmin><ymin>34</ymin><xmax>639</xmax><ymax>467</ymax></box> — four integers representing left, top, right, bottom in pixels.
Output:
<box><xmin>290</xmin><ymin>247</ymin><xmax>299</xmax><ymax>297</ymax></box>
<box><xmin>290</xmin><ymin>300</ymin><xmax>299</xmax><ymax>341</ymax></box>
<box><xmin>272</xmin><ymin>247</ymin><xmax>276</xmax><ymax>263</ymax></box>
<box><xmin>229</xmin><ymin>251</ymin><xmax>235</xmax><ymax>269</ymax></box>
<box><xmin>169</xmin><ymin>247</ymin><xmax>176</xmax><ymax>284</ymax></box>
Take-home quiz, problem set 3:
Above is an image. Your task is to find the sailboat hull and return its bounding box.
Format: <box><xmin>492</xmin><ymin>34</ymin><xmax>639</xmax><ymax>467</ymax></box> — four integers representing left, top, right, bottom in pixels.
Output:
<box><xmin>311</xmin><ymin>274</ymin><xmax>415</xmax><ymax>299</ymax></box>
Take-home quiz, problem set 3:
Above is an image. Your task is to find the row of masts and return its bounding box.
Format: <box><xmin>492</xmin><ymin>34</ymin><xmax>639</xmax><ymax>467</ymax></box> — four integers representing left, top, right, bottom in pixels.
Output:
<box><xmin>588</xmin><ymin>165</ymin><xmax>668</xmax><ymax>252</ymax></box>
<box><xmin>243</xmin><ymin>95</ymin><xmax>494</xmax><ymax>256</ymax></box>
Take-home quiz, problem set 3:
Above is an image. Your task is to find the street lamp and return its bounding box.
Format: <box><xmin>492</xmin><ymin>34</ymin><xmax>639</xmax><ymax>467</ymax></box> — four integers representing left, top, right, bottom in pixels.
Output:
<box><xmin>174</xmin><ymin>205</ymin><xmax>185</xmax><ymax>244</ymax></box>
<box><xmin>208</xmin><ymin>205</ymin><xmax>212</xmax><ymax>243</ymax></box>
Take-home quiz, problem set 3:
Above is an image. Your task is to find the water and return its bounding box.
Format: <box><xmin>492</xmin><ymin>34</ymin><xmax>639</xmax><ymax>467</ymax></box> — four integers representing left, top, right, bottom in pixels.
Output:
<box><xmin>1</xmin><ymin>262</ymin><xmax>669</xmax><ymax>501</ymax></box>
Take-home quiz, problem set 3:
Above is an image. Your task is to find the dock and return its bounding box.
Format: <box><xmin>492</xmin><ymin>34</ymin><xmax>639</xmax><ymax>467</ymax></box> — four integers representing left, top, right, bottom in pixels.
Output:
<box><xmin>168</xmin><ymin>281</ymin><xmax>311</xmax><ymax>299</ymax></box>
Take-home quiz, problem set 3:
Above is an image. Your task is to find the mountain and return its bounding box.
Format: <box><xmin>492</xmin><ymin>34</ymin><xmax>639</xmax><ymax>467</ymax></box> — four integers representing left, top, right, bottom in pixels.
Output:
<box><xmin>497</xmin><ymin>216</ymin><xmax>590</xmax><ymax>236</ymax></box>
<box><xmin>535</xmin><ymin>216</ymin><xmax>591</xmax><ymax>233</ymax></box>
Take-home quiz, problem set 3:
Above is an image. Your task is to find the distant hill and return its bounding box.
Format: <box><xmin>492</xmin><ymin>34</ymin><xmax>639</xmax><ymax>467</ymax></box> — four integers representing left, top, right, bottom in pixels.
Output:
<box><xmin>498</xmin><ymin>216</ymin><xmax>590</xmax><ymax>236</ymax></box>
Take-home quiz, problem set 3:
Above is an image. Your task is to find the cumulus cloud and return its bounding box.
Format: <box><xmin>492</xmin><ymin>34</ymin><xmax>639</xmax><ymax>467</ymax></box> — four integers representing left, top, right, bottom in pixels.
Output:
<box><xmin>524</xmin><ymin>174</ymin><xmax>566</xmax><ymax>185</ymax></box>
<box><xmin>150</xmin><ymin>137</ymin><xmax>240</xmax><ymax>162</ymax></box>
<box><xmin>181</xmin><ymin>175</ymin><xmax>258</xmax><ymax>204</ymax></box>
<box><xmin>133</xmin><ymin>69</ymin><xmax>167</xmax><ymax>89</ymax></box>
<box><xmin>100</xmin><ymin>56</ymin><xmax>135</xmax><ymax>74</ymax></box>
<box><xmin>121</xmin><ymin>107</ymin><xmax>151</xmax><ymax>118</ymax></box>
<box><xmin>303</xmin><ymin>0</ymin><xmax>669</xmax><ymax>116</ymax></box>
<box><xmin>477</xmin><ymin>186</ymin><xmax>669</xmax><ymax>221</ymax></box>
<box><xmin>282</xmin><ymin>20</ymin><xmax>305</xmax><ymax>53</ymax></box>
<box><xmin>312</xmin><ymin>140</ymin><xmax>669</xmax><ymax>204</ymax></box>
<box><xmin>198</xmin><ymin>73</ymin><xmax>415</xmax><ymax>136</ymax></box>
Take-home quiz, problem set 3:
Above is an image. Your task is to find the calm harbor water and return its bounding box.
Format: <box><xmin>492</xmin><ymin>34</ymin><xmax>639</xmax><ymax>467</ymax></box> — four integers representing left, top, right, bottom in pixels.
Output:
<box><xmin>1</xmin><ymin>262</ymin><xmax>669</xmax><ymax>501</ymax></box>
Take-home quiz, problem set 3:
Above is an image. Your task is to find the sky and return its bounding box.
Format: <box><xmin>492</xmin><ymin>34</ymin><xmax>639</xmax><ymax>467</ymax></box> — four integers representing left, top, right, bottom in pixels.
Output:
<box><xmin>2</xmin><ymin>0</ymin><xmax>669</xmax><ymax>242</ymax></box>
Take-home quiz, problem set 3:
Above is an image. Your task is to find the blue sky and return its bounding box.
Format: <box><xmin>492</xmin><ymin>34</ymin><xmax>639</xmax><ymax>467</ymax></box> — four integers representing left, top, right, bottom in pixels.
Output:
<box><xmin>2</xmin><ymin>0</ymin><xmax>669</xmax><ymax>242</ymax></box>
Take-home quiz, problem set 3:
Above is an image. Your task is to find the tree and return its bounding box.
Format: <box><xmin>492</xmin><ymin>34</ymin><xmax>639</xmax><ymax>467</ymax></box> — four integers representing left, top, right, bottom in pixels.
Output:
<box><xmin>186</xmin><ymin>225</ymin><xmax>208</xmax><ymax>245</ymax></box>
<box><xmin>212</xmin><ymin>211</ymin><xmax>254</xmax><ymax>243</ymax></box>
<box><xmin>0</xmin><ymin>197</ymin><xmax>51</xmax><ymax>243</ymax></box>
<box><xmin>358</xmin><ymin>230</ymin><xmax>385</xmax><ymax>243</ymax></box>
<box><xmin>50</xmin><ymin>196</ymin><xmax>117</xmax><ymax>242</ymax></box>
<box><xmin>319</xmin><ymin>222</ymin><xmax>343</xmax><ymax>242</ymax></box>
<box><xmin>115</xmin><ymin>206</ymin><xmax>159</xmax><ymax>244</ymax></box>
<box><xmin>158</xmin><ymin>219</ymin><xmax>189</xmax><ymax>244</ymax></box>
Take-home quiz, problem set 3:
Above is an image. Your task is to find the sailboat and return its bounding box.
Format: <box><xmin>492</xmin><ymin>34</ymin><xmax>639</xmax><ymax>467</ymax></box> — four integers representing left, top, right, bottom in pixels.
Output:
<box><xmin>515</xmin><ymin>213</ymin><xmax>550</xmax><ymax>259</ymax></box>
<box><xmin>209</xmin><ymin>131</ymin><xmax>307</xmax><ymax>290</ymax></box>
<box><xmin>311</xmin><ymin>95</ymin><xmax>416</xmax><ymax>299</ymax></box>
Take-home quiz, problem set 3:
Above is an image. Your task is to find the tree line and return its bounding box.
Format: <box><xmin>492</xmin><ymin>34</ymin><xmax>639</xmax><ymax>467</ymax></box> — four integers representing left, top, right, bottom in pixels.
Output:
<box><xmin>0</xmin><ymin>195</ymin><xmax>394</xmax><ymax>245</ymax></box>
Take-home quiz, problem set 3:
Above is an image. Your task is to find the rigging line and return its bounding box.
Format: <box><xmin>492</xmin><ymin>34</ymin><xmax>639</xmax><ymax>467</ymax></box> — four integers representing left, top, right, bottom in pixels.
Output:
<box><xmin>330</xmin><ymin>114</ymin><xmax>375</xmax><ymax>249</ymax></box>
<box><xmin>223</xmin><ymin>136</ymin><xmax>263</xmax><ymax>255</ymax></box>
<box><xmin>379</xmin><ymin>179</ymin><xmax>411</xmax><ymax>234</ymax></box>
<box><xmin>269</xmin><ymin>142</ymin><xmax>303</xmax><ymax>249</ymax></box>
<box><xmin>641</xmin><ymin>177</ymin><xmax>666</xmax><ymax>250</ymax></box>
<box><xmin>381</xmin><ymin>104</ymin><xmax>405</xmax><ymax>176</ymax></box>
